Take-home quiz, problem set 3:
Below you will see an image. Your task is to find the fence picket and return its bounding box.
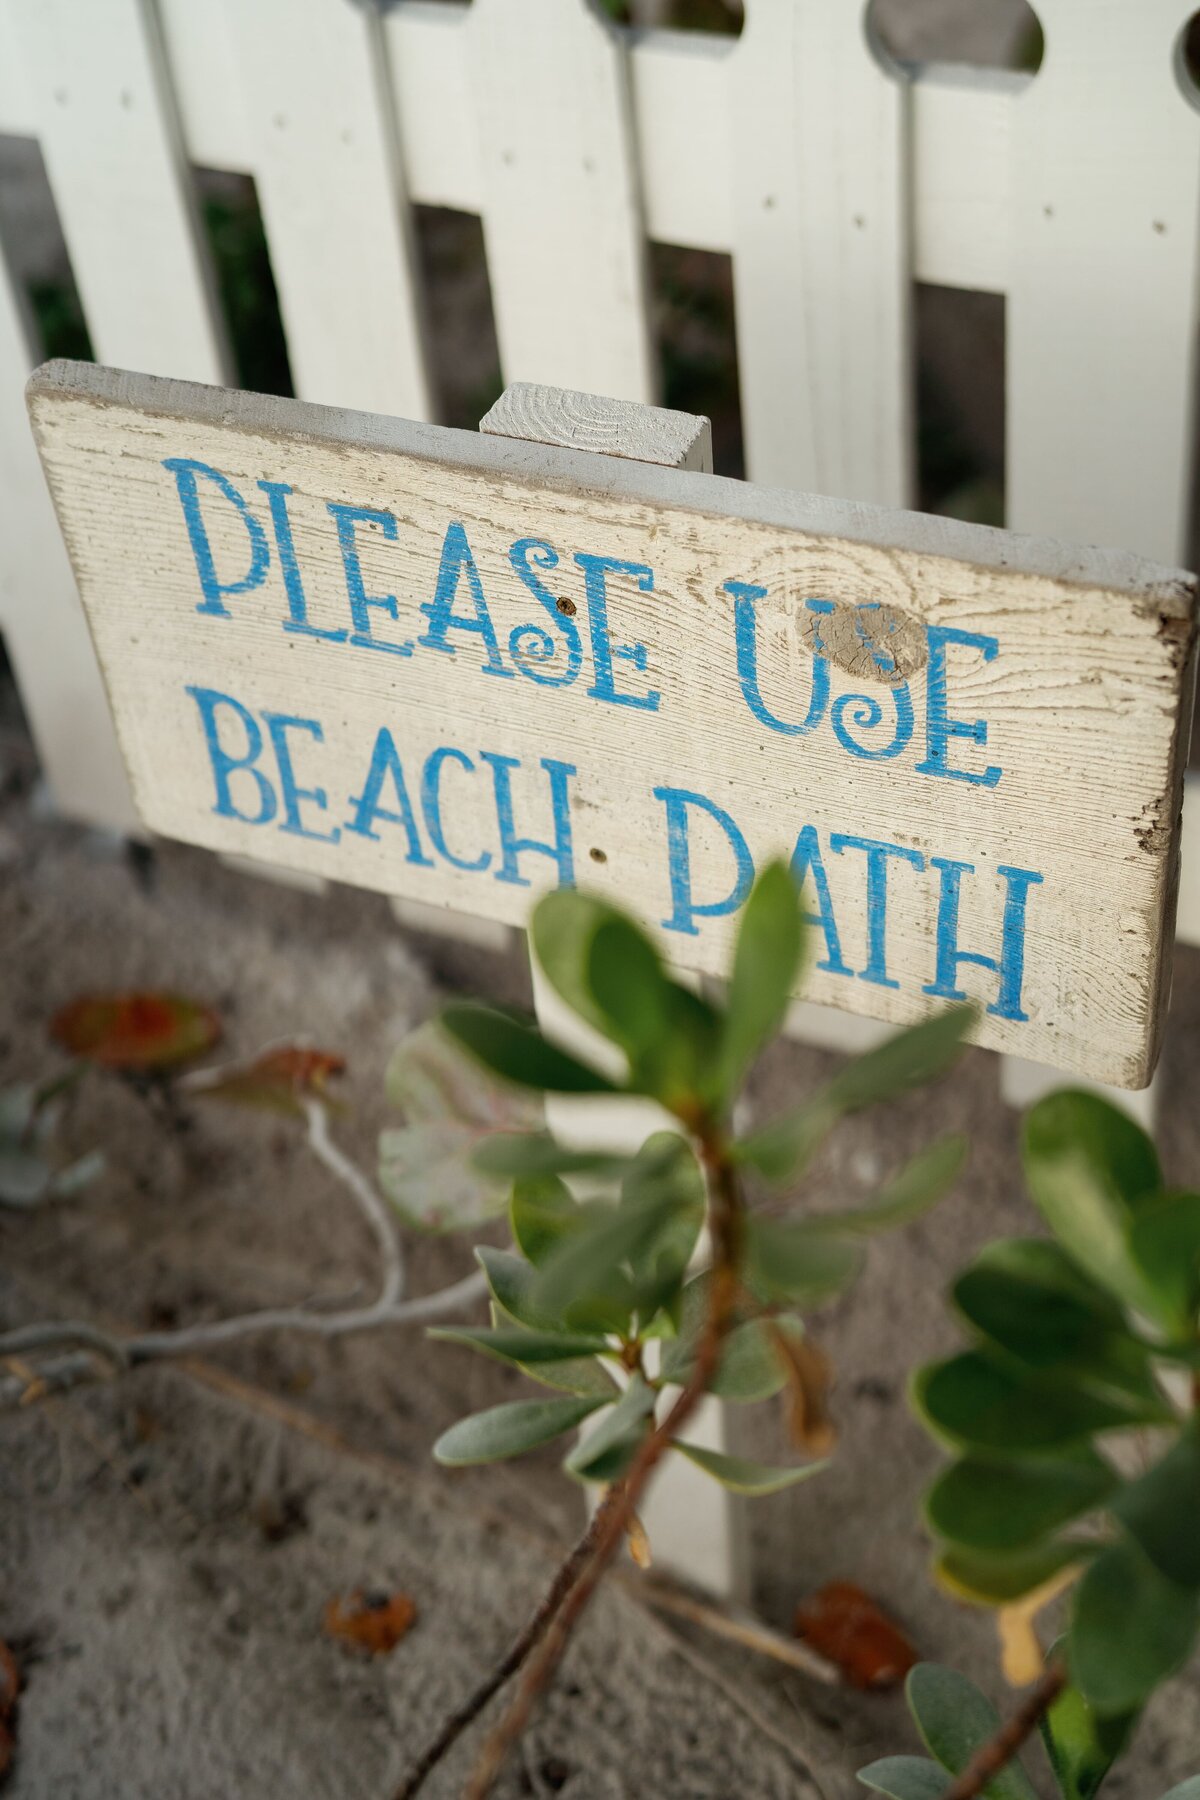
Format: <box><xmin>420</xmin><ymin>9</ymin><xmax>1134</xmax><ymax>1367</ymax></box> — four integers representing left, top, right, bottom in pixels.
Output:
<box><xmin>1006</xmin><ymin>0</ymin><xmax>1200</xmax><ymax>563</ymax></box>
<box><xmin>465</xmin><ymin>0</ymin><xmax>653</xmax><ymax>400</ymax></box>
<box><xmin>727</xmin><ymin>0</ymin><xmax>911</xmax><ymax>502</ymax></box>
<box><xmin>0</xmin><ymin>242</ymin><xmax>135</xmax><ymax>827</ymax></box>
<box><xmin>221</xmin><ymin>0</ymin><xmax>432</xmax><ymax>419</ymax></box>
<box><xmin>11</xmin><ymin>0</ymin><xmax>227</xmax><ymax>382</ymax></box>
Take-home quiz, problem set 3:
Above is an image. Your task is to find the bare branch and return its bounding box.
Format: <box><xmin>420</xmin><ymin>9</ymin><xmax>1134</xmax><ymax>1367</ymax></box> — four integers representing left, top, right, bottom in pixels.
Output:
<box><xmin>393</xmin><ymin>1488</ymin><xmax>623</xmax><ymax>1800</ymax></box>
<box><xmin>0</xmin><ymin>1096</ymin><xmax>485</xmax><ymax>1405</ymax></box>
<box><xmin>941</xmin><ymin>1661</ymin><xmax>1068</xmax><ymax>1800</ymax></box>
<box><xmin>461</xmin><ymin>1130</ymin><xmax>746</xmax><ymax>1800</ymax></box>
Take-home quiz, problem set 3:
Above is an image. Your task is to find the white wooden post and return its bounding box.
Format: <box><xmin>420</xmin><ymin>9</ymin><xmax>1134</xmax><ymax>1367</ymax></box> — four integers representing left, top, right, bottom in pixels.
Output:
<box><xmin>480</xmin><ymin>382</ymin><xmax>742</xmax><ymax>1599</ymax></box>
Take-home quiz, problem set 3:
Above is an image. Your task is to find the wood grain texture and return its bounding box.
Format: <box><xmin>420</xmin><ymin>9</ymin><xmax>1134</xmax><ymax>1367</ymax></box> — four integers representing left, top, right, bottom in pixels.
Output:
<box><xmin>27</xmin><ymin>360</ymin><xmax>1198</xmax><ymax>1087</ymax></box>
<box><xmin>482</xmin><ymin>384</ymin><xmax>712</xmax><ymax>473</ymax></box>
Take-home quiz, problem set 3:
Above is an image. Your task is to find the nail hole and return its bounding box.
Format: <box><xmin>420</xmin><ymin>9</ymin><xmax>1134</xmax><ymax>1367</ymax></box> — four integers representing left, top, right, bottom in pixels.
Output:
<box><xmin>556</xmin><ymin>596</ymin><xmax>577</xmax><ymax>617</ymax></box>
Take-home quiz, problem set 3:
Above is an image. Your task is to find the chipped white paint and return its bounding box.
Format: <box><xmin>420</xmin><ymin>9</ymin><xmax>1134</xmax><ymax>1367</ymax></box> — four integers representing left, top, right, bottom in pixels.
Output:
<box><xmin>28</xmin><ymin>362</ymin><xmax>1197</xmax><ymax>1090</ymax></box>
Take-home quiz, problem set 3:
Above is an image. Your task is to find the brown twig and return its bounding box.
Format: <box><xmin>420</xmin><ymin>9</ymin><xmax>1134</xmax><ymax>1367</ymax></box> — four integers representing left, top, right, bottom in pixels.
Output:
<box><xmin>941</xmin><ymin>1660</ymin><xmax>1068</xmax><ymax>1800</ymax></box>
<box><xmin>460</xmin><ymin>1130</ymin><xmax>745</xmax><ymax>1800</ymax></box>
<box><xmin>392</xmin><ymin>1488</ymin><xmax>622</xmax><ymax>1799</ymax></box>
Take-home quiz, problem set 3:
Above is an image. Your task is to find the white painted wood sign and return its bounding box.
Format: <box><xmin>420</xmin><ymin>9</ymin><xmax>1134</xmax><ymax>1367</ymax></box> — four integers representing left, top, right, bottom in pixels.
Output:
<box><xmin>27</xmin><ymin>360</ymin><xmax>1199</xmax><ymax>1088</ymax></box>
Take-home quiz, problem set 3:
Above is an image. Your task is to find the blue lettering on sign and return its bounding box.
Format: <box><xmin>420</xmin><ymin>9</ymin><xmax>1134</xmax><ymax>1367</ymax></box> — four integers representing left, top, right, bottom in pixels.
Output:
<box><xmin>482</xmin><ymin>752</ymin><xmax>576</xmax><ymax>887</ymax></box>
<box><xmin>343</xmin><ymin>727</ymin><xmax>433</xmax><ymax>864</ymax></box>
<box><xmin>259</xmin><ymin>481</ymin><xmax>347</xmax><ymax>644</ymax></box>
<box><xmin>327</xmin><ymin>502</ymin><xmax>411</xmax><ymax>656</ymax></box>
<box><xmin>186</xmin><ymin>685</ymin><xmax>276</xmax><ymax>823</ymax></box>
<box><xmin>728</xmin><ymin>582</ymin><xmax>831</xmax><ymax>735</ymax></box>
<box><xmin>165</xmin><ymin>460</ymin><xmax>269</xmax><ymax>618</ymax></box>
<box><xmin>916</xmin><ymin>626</ymin><xmax>1003</xmax><ymax>786</ymax></box>
<box><xmin>419</xmin><ymin>522</ymin><xmax>513</xmax><ymax>678</ymax></box>
<box><xmin>421</xmin><ymin>746</ymin><xmax>490</xmax><ymax>872</ymax></box>
<box><xmin>830</xmin><ymin>833</ymin><xmax>924</xmax><ymax>988</ymax></box>
<box><xmin>264</xmin><ymin>712</ymin><xmax>340</xmax><ymax>843</ymax></box>
<box><xmin>788</xmin><ymin>824</ymin><xmax>853</xmax><ymax>977</ymax></box>
<box><xmin>653</xmin><ymin>786</ymin><xmax>754</xmax><ymax>937</ymax></box>
<box><xmin>923</xmin><ymin>857</ymin><xmax>1043</xmax><ymax>1021</ymax></box>
<box><xmin>575</xmin><ymin>554</ymin><xmax>660</xmax><ymax>712</ymax></box>
<box><xmin>508</xmin><ymin>538</ymin><xmax>583</xmax><ymax>688</ymax></box>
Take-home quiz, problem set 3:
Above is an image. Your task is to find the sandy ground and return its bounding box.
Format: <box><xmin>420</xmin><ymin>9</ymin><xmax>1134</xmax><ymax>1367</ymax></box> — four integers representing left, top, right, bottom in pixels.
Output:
<box><xmin>2</xmin><ymin>639</ymin><xmax>1200</xmax><ymax>1798</ymax></box>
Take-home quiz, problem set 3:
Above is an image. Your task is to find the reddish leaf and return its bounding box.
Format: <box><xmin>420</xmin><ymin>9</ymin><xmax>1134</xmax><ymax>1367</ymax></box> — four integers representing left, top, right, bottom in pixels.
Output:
<box><xmin>794</xmin><ymin>1581</ymin><xmax>919</xmax><ymax>1691</ymax></box>
<box><xmin>50</xmin><ymin>992</ymin><xmax>220</xmax><ymax>1072</ymax></box>
<box><xmin>186</xmin><ymin>1043</ymin><xmax>346</xmax><ymax>1117</ymax></box>
<box><xmin>323</xmin><ymin>1589</ymin><xmax>417</xmax><ymax>1656</ymax></box>
<box><xmin>0</xmin><ymin>1639</ymin><xmax>18</xmax><ymax>1721</ymax></box>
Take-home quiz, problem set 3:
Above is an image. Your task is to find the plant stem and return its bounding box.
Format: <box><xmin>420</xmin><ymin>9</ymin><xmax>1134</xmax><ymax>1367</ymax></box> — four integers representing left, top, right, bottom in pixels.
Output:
<box><xmin>459</xmin><ymin>1127</ymin><xmax>745</xmax><ymax>1800</ymax></box>
<box><xmin>941</xmin><ymin>1661</ymin><xmax>1067</xmax><ymax>1800</ymax></box>
<box><xmin>393</xmin><ymin>1488</ymin><xmax>623</xmax><ymax>1800</ymax></box>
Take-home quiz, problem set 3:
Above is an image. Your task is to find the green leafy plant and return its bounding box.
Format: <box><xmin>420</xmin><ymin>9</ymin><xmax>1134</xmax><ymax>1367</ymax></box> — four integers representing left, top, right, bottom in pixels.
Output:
<box><xmin>901</xmin><ymin>1088</ymin><xmax>1200</xmax><ymax>1797</ymax></box>
<box><xmin>387</xmin><ymin>861</ymin><xmax>973</xmax><ymax>1798</ymax></box>
<box><xmin>858</xmin><ymin>1662</ymin><xmax>1200</xmax><ymax>1800</ymax></box>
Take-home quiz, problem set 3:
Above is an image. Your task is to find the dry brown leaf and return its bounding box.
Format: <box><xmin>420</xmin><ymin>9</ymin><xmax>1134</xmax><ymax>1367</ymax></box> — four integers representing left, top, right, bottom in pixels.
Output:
<box><xmin>794</xmin><ymin>1581</ymin><xmax>919</xmax><ymax>1690</ymax></box>
<box><xmin>771</xmin><ymin>1327</ymin><xmax>836</xmax><ymax>1456</ymax></box>
<box><xmin>323</xmin><ymin>1589</ymin><xmax>417</xmax><ymax>1656</ymax></box>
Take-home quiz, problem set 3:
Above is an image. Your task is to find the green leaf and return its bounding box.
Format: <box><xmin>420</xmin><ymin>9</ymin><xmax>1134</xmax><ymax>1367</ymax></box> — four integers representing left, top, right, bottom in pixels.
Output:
<box><xmin>585</xmin><ymin>915</ymin><xmax>674</xmax><ymax>1062</ymax></box>
<box><xmin>427</xmin><ymin>1325</ymin><xmax>610</xmax><ymax>1366</ymax></box>
<box><xmin>433</xmin><ymin>1394</ymin><xmax>604</xmax><ymax>1465</ymax></box>
<box><xmin>856</xmin><ymin>1759</ymin><xmax>949</xmax><ymax>1800</ymax></box>
<box><xmin>1039</xmin><ymin>1649</ymin><xmax>1139</xmax><ymax>1800</ymax></box>
<box><xmin>952</xmin><ymin>1238</ymin><xmax>1157</xmax><ymax>1399</ymax></box>
<box><xmin>531</xmin><ymin>890</ymin><xmax>629</xmax><ymax>1037</ymax></box>
<box><xmin>733</xmin><ymin>1097</ymin><xmax>840</xmax><ymax>1185</ymax></box>
<box><xmin>814</xmin><ymin>1136</ymin><xmax>968</xmax><ymax>1235</ymax></box>
<box><xmin>827</xmin><ymin>1007</ymin><xmax>975</xmax><ymax>1113</ymax></box>
<box><xmin>718</xmin><ymin>861</ymin><xmax>804</xmax><ymax>1090</ymax></box>
<box><xmin>1022</xmin><ymin>1090</ymin><xmax>1163</xmax><ymax>1317</ymax></box>
<box><xmin>565</xmin><ymin>1374</ymin><xmax>657</xmax><ymax>1482</ymax></box>
<box><xmin>735</xmin><ymin>1009</ymin><xmax>974</xmax><ymax>1185</ymax></box>
<box><xmin>675</xmin><ymin>1441</ymin><xmax>829</xmax><ymax>1495</ymax></box>
<box><xmin>620</xmin><ymin>1133</ymin><xmax>704</xmax><ymax>1317</ymax></box>
<box><xmin>477</xmin><ymin>1245</ymin><xmax>564</xmax><ymax>1333</ymax></box>
<box><xmin>926</xmin><ymin>1450</ymin><xmax>1118</xmax><ymax>1554</ymax></box>
<box><xmin>1159</xmin><ymin>1782</ymin><xmax>1200</xmax><ymax>1799</ymax></box>
<box><xmin>914</xmin><ymin>1351</ymin><xmax>1169</xmax><ymax>1454</ymax></box>
<box><xmin>1127</xmin><ymin>1191</ymin><xmax>1200</xmax><ymax>1338</ymax></box>
<box><xmin>1112</xmin><ymin>1429</ymin><xmax>1200</xmax><ymax>1589</ymax></box>
<box><xmin>1072</xmin><ymin>1538</ymin><xmax>1199</xmax><ymax>1716</ymax></box>
<box><xmin>510</xmin><ymin>1173</ymin><xmax>579</xmax><ymax>1266</ymax></box>
<box><xmin>744</xmin><ymin>1215</ymin><xmax>864</xmax><ymax>1304</ymax></box>
<box><xmin>531</xmin><ymin>1154</ymin><xmax>687</xmax><ymax>1323</ymax></box>
<box><xmin>906</xmin><ymin>1664</ymin><xmax>1039</xmax><ymax>1800</ymax></box>
<box><xmin>935</xmin><ymin>1541</ymin><xmax>1092</xmax><ymax>1606</ymax></box>
<box><xmin>660</xmin><ymin>1282</ymin><xmax>802</xmax><ymax>1401</ymax></box>
<box><xmin>379</xmin><ymin>1122</ymin><xmax>512</xmax><ymax>1232</ymax></box>
<box><xmin>474</xmin><ymin>1133</ymin><xmax>632</xmax><ymax>1181</ymax></box>
<box><xmin>441</xmin><ymin>1003</ymin><xmax>618</xmax><ymax>1095</ymax></box>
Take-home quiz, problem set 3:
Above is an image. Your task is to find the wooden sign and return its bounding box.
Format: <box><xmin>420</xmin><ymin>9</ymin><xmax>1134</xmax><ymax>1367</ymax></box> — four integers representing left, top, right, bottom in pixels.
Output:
<box><xmin>28</xmin><ymin>360</ymin><xmax>1199</xmax><ymax>1088</ymax></box>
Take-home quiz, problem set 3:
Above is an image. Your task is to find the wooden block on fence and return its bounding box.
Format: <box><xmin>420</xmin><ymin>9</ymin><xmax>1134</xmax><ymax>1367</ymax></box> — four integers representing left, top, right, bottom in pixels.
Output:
<box><xmin>26</xmin><ymin>358</ymin><xmax>1199</xmax><ymax>1090</ymax></box>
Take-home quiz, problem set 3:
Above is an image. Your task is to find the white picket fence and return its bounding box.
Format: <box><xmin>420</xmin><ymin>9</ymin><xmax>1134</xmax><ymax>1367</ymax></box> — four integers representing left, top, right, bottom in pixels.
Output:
<box><xmin>2</xmin><ymin>0</ymin><xmax>1200</xmax><ymax>1600</ymax></box>
<box><xmin>4</xmin><ymin>0</ymin><xmax>1200</xmax><ymax>1100</ymax></box>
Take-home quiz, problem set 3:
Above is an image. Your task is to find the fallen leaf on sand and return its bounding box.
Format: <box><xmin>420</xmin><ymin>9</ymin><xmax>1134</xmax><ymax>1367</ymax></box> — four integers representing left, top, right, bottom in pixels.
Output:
<box><xmin>185</xmin><ymin>1043</ymin><xmax>346</xmax><ymax>1116</ymax></box>
<box><xmin>50</xmin><ymin>992</ymin><xmax>220</xmax><ymax>1072</ymax></box>
<box><xmin>324</xmin><ymin>1590</ymin><xmax>417</xmax><ymax>1656</ymax></box>
<box><xmin>794</xmin><ymin>1581</ymin><xmax>918</xmax><ymax>1690</ymax></box>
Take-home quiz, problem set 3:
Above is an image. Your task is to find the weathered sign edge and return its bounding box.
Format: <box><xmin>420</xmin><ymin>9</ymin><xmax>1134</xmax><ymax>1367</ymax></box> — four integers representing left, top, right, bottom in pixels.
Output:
<box><xmin>27</xmin><ymin>358</ymin><xmax>1198</xmax><ymax>618</ymax></box>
